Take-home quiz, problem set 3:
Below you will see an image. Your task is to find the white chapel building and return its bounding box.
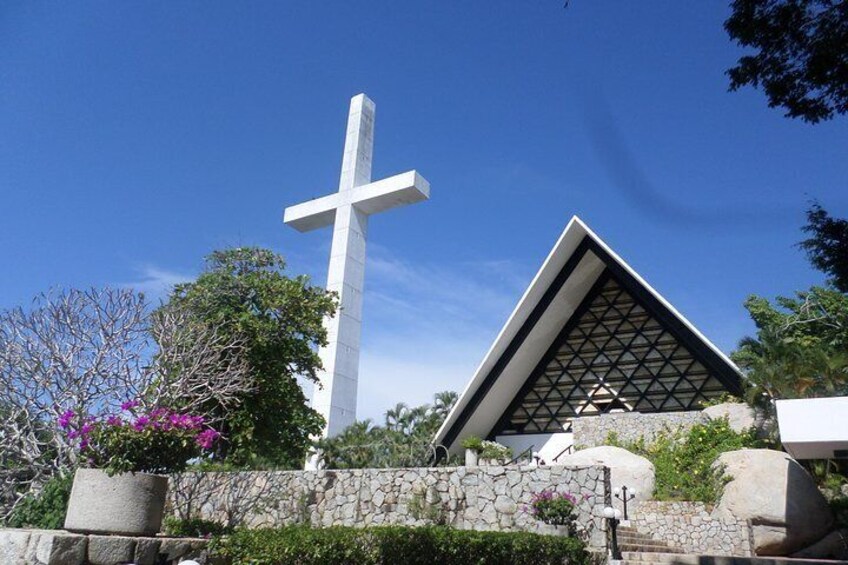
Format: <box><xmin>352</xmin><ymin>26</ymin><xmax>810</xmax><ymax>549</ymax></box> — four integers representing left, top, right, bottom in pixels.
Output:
<box><xmin>434</xmin><ymin>216</ymin><xmax>745</xmax><ymax>462</ymax></box>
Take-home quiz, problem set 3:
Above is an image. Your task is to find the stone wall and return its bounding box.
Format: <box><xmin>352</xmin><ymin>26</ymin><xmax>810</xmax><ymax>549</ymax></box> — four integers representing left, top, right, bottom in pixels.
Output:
<box><xmin>628</xmin><ymin>501</ymin><xmax>752</xmax><ymax>556</ymax></box>
<box><xmin>0</xmin><ymin>529</ymin><xmax>209</xmax><ymax>565</ymax></box>
<box><xmin>573</xmin><ymin>411</ymin><xmax>704</xmax><ymax>448</ymax></box>
<box><xmin>169</xmin><ymin>465</ymin><xmax>610</xmax><ymax>548</ymax></box>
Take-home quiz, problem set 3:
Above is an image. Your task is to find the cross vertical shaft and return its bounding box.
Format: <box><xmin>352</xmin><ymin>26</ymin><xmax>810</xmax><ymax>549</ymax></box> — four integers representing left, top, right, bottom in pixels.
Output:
<box><xmin>283</xmin><ymin>93</ymin><xmax>430</xmax><ymax>448</ymax></box>
<box><xmin>316</xmin><ymin>94</ymin><xmax>375</xmax><ymax>437</ymax></box>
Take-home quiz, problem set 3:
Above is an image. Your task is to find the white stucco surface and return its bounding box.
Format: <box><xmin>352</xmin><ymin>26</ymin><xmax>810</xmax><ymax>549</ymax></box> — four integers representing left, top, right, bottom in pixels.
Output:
<box><xmin>776</xmin><ymin>397</ymin><xmax>848</xmax><ymax>459</ymax></box>
<box><xmin>284</xmin><ymin>94</ymin><xmax>429</xmax><ymax>444</ymax></box>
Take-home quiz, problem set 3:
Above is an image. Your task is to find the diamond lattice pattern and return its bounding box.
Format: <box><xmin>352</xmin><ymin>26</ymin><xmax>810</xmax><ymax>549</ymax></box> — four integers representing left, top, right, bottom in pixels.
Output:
<box><xmin>499</xmin><ymin>274</ymin><xmax>730</xmax><ymax>435</ymax></box>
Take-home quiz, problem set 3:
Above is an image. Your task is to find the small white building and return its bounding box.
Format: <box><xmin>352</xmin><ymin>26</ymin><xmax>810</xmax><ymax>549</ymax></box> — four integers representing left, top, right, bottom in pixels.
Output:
<box><xmin>434</xmin><ymin>217</ymin><xmax>745</xmax><ymax>462</ymax></box>
<box><xmin>776</xmin><ymin>397</ymin><xmax>848</xmax><ymax>459</ymax></box>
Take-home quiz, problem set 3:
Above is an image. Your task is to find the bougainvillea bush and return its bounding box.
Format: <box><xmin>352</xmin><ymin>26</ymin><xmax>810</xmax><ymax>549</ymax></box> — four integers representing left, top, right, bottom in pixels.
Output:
<box><xmin>527</xmin><ymin>490</ymin><xmax>579</xmax><ymax>534</ymax></box>
<box><xmin>60</xmin><ymin>401</ymin><xmax>221</xmax><ymax>475</ymax></box>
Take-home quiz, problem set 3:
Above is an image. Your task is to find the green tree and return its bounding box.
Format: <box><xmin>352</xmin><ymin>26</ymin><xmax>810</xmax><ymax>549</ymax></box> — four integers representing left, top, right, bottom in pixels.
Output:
<box><xmin>733</xmin><ymin>207</ymin><xmax>848</xmax><ymax>405</ymax></box>
<box><xmin>724</xmin><ymin>0</ymin><xmax>848</xmax><ymax>123</ymax></box>
<box><xmin>163</xmin><ymin>247</ymin><xmax>336</xmax><ymax>468</ymax></box>
<box><xmin>317</xmin><ymin>391</ymin><xmax>458</xmax><ymax>469</ymax></box>
<box><xmin>800</xmin><ymin>203</ymin><xmax>848</xmax><ymax>292</ymax></box>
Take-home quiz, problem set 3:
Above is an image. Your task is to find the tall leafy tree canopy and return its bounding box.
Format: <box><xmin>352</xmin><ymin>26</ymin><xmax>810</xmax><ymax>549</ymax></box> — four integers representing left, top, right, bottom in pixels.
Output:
<box><xmin>800</xmin><ymin>204</ymin><xmax>848</xmax><ymax>291</ymax></box>
<box><xmin>164</xmin><ymin>247</ymin><xmax>336</xmax><ymax>468</ymax></box>
<box><xmin>725</xmin><ymin>0</ymin><xmax>848</xmax><ymax>123</ymax></box>
<box><xmin>733</xmin><ymin>206</ymin><xmax>848</xmax><ymax>403</ymax></box>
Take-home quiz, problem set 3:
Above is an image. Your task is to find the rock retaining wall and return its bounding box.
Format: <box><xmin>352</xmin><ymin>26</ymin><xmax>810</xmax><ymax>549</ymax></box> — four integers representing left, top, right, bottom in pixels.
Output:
<box><xmin>628</xmin><ymin>500</ymin><xmax>752</xmax><ymax>556</ymax></box>
<box><xmin>573</xmin><ymin>411</ymin><xmax>704</xmax><ymax>448</ymax></box>
<box><xmin>169</xmin><ymin>465</ymin><xmax>610</xmax><ymax>548</ymax></box>
<box><xmin>0</xmin><ymin>529</ymin><xmax>209</xmax><ymax>565</ymax></box>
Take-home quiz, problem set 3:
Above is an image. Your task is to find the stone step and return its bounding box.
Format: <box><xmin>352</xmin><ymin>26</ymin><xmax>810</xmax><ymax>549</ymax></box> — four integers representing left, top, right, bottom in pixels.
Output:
<box><xmin>622</xmin><ymin>552</ymin><xmax>715</xmax><ymax>565</ymax></box>
<box><xmin>619</xmin><ymin>532</ymin><xmax>666</xmax><ymax>541</ymax></box>
<box><xmin>621</xmin><ymin>544</ymin><xmax>684</xmax><ymax>554</ymax></box>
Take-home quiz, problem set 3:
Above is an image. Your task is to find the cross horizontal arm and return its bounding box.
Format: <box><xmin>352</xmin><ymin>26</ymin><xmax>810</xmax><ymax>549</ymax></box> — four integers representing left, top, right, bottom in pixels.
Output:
<box><xmin>283</xmin><ymin>193</ymin><xmax>342</xmax><ymax>232</ymax></box>
<box><xmin>349</xmin><ymin>170</ymin><xmax>430</xmax><ymax>215</ymax></box>
<box><xmin>283</xmin><ymin>170</ymin><xmax>430</xmax><ymax>233</ymax></box>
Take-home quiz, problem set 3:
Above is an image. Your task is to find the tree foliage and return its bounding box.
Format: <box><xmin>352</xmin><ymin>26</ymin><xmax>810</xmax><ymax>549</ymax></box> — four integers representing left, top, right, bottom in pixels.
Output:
<box><xmin>0</xmin><ymin>287</ymin><xmax>251</xmax><ymax>520</ymax></box>
<box><xmin>164</xmin><ymin>247</ymin><xmax>336</xmax><ymax>469</ymax></box>
<box><xmin>606</xmin><ymin>418</ymin><xmax>763</xmax><ymax>503</ymax></box>
<box><xmin>733</xmin><ymin>206</ymin><xmax>848</xmax><ymax>405</ymax></box>
<box><xmin>733</xmin><ymin>288</ymin><xmax>848</xmax><ymax>402</ymax></box>
<box><xmin>800</xmin><ymin>203</ymin><xmax>848</xmax><ymax>292</ymax></box>
<box><xmin>316</xmin><ymin>391</ymin><xmax>458</xmax><ymax>469</ymax></box>
<box><xmin>725</xmin><ymin>0</ymin><xmax>848</xmax><ymax>123</ymax></box>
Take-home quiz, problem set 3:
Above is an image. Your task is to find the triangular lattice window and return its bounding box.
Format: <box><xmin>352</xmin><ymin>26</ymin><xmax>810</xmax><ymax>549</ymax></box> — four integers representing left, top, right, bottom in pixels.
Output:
<box><xmin>497</xmin><ymin>272</ymin><xmax>730</xmax><ymax>435</ymax></box>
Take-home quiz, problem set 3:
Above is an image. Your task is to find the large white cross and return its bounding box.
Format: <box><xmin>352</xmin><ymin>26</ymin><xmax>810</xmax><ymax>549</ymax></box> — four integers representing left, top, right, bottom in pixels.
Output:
<box><xmin>284</xmin><ymin>93</ymin><xmax>430</xmax><ymax>441</ymax></box>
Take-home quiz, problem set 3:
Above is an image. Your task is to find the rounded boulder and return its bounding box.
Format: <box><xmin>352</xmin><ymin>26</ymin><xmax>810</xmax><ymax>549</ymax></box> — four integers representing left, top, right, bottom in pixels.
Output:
<box><xmin>701</xmin><ymin>402</ymin><xmax>757</xmax><ymax>433</ymax></box>
<box><xmin>713</xmin><ymin>449</ymin><xmax>833</xmax><ymax>556</ymax></box>
<box><xmin>558</xmin><ymin>445</ymin><xmax>654</xmax><ymax>500</ymax></box>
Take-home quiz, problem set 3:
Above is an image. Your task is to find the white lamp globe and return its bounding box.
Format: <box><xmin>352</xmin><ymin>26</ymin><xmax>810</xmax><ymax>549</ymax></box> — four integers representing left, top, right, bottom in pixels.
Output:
<box><xmin>602</xmin><ymin>506</ymin><xmax>615</xmax><ymax>519</ymax></box>
<box><xmin>613</xmin><ymin>486</ymin><xmax>621</xmax><ymax>496</ymax></box>
<box><xmin>614</xmin><ymin>508</ymin><xmax>622</xmax><ymax>519</ymax></box>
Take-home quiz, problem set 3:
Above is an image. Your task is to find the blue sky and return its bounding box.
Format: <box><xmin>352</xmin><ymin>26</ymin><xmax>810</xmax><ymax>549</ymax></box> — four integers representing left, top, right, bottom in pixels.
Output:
<box><xmin>2</xmin><ymin>2</ymin><xmax>847</xmax><ymax>422</ymax></box>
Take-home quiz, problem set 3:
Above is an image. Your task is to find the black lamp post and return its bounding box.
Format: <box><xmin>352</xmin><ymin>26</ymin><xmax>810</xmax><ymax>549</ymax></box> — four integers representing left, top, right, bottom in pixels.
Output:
<box><xmin>613</xmin><ymin>485</ymin><xmax>637</xmax><ymax>520</ymax></box>
<box><xmin>603</xmin><ymin>506</ymin><xmax>623</xmax><ymax>560</ymax></box>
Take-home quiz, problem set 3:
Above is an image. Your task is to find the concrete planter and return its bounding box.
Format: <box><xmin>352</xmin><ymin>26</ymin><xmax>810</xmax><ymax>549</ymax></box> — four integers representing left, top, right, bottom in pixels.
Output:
<box><xmin>64</xmin><ymin>468</ymin><xmax>168</xmax><ymax>536</ymax></box>
<box><xmin>464</xmin><ymin>448</ymin><xmax>479</xmax><ymax>467</ymax></box>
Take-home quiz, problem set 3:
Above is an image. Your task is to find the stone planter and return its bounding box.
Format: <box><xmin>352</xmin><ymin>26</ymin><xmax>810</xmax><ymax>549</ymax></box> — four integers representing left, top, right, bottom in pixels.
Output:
<box><xmin>64</xmin><ymin>468</ymin><xmax>168</xmax><ymax>536</ymax></box>
<box><xmin>465</xmin><ymin>448</ymin><xmax>479</xmax><ymax>467</ymax></box>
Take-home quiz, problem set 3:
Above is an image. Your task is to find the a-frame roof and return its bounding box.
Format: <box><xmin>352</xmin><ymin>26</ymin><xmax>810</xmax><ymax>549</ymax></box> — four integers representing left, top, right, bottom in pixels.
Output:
<box><xmin>434</xmin><ymin>216</ymin><xmax>744</xmax><ymax>454</ymax></box>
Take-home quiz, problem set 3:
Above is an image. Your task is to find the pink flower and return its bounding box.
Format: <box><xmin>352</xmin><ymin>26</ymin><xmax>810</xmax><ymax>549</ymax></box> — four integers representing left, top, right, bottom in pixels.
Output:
<box><xmin>195</xmin><ymin>429</ymin><xmax>220</xmax><ymax>450</ymax></box>
<box><xmin>106</xmin><ymin>415</ymin><xmax>122</xmax><ymax>427</ymax></box>
<box><xmin>58</xmin><ymin>410</ymin><xmax>75</xmax><ymax>429</ymax></box>
<box><xmin>132</xmin><ymin>416</ymin><xmax>150</xmax><ymax>431</ymax></box>
<box><xmin>120</xmin><ymin>400</ymin><xmax>140</xmax><ymax>411</ymax></box>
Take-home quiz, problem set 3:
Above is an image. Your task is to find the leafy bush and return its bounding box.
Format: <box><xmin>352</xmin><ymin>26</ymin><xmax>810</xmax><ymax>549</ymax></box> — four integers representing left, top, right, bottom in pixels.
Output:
<box><xmin>163</xmin><ymin>516</ymin><xmax>233</xmax><ymax>538</ymax></box>
<box><xmin>60</xmin><ymin>402</ymin><xmax>221</xmax><ymax>475</ymax></box>
<box><xmin>7</xmin><ymin>473</ymin><xmax>73</xmax><ymax>529</ymax></box>
<box><xmin>211</xmin><ymin>525</ymin><xmax>589</xmax><ymax>565</ymax></box>
<box><xmin>606</xmin><ymin>418</ymin><xmax>763</xmax><ymax>504</ymax></box>
<box><xmin>480</xmin><ymin>440</ymin><xmax>512</xmax><ymax>461</ymax></box>
<box><xmin>461</xmin><ymin>436</ymin><xmax>484</xmax><ymax>452</ymax></box>
<box><xmin>528</xmin><ymin>490</ymin><xmax>578</xmax><ymax>530</ymax></box>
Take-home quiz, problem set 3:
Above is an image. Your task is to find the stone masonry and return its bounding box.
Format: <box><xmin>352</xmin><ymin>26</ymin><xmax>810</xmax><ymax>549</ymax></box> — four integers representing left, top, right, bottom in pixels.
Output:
<box><xmin>169</xmin><ymin>465</ymin><xmax>610</xmax><ymax>548</ymax></box>
<box><xmin>573</xmin><ymin>411</ymin><xmax>704</xmax><ymax>449</ymax></box>
<box><xmin>628</xmin><ymin>500</ymin><xmax>752</xmax><ymax>556</ymax></box>
<box><xmin>0</xmin><ymin>529</ymin><xmax>209</xmax><ymax>565</ymax></box>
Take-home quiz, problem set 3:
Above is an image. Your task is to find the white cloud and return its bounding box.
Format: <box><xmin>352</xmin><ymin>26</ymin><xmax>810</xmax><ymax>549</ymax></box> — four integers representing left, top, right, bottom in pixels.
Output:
<box><xmin>119</xmin><ymin>265</ymin><xmax>194</xmax><ymax>303</ymax></box>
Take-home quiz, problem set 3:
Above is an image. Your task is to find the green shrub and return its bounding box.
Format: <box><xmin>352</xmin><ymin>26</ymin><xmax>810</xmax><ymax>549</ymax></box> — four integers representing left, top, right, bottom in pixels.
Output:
<box><xmin>163</xmin><ymin>516</ymin><xmax>233</xmax><ymax>538</ymax></box>
<box><xmin>7</xmin><ymin>473</ymin><xmax>73</xmax><ymax>529</ymax></box>
<box><xmin>460</xmin><ymin>436</ymin><xmax>484</xmax><ymax>452</ymax></box>
<box><xmin>211</xmin><ymin>525</ymin><xmax>589</xmax><ymax>565</ymax></box>
<box><xmin>606</xmin><ymin>417</ymin><xmax>763</xmax><ymax>504</ymax></box>
<box><xmin>528</xmin><ymin>490</ymin><xmax>578</xmax><ymax>530</ymax></box>
<box><xmin>480</xmin><ymin>440</ymin><xmax>512</xmax><ymax>461</ymax></box>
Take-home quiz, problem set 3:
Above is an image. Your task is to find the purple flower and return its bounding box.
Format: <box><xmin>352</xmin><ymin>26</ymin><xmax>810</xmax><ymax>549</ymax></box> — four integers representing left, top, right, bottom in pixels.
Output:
<box><xmin>106</xmin><ymin>415</ymin><xmax>122</xmax><ymax>427</ymax></box>
<box><xmin>195</xmin><ymin>429</ymin><xmax>220</xmax><ymax>450</ymax></box>
<box><xmin>58</xmin><ymin>410</ymin><xmax>75</xmax><ymax>430</ymax></box>
<box><xmin>120</xmin><ymin>400</ymin><xmax>140</xmax><ymax>411</ymax></box>
<box><xmin>132</xmin><ymin>416</ymin><xmax>150</xmax><ymax>431</ymax></box>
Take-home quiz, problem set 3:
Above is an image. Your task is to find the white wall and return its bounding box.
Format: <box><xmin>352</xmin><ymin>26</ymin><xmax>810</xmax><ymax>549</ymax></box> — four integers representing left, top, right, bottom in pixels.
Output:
<box><xmin>495</xmin><ymin>433</ymin><xmax>573</xmax><ymax>464</ymax></box>
<box><xmin>776</xmin><ymin>397</ymin><xmax>848</xmax><ymax>459</ymax></box>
